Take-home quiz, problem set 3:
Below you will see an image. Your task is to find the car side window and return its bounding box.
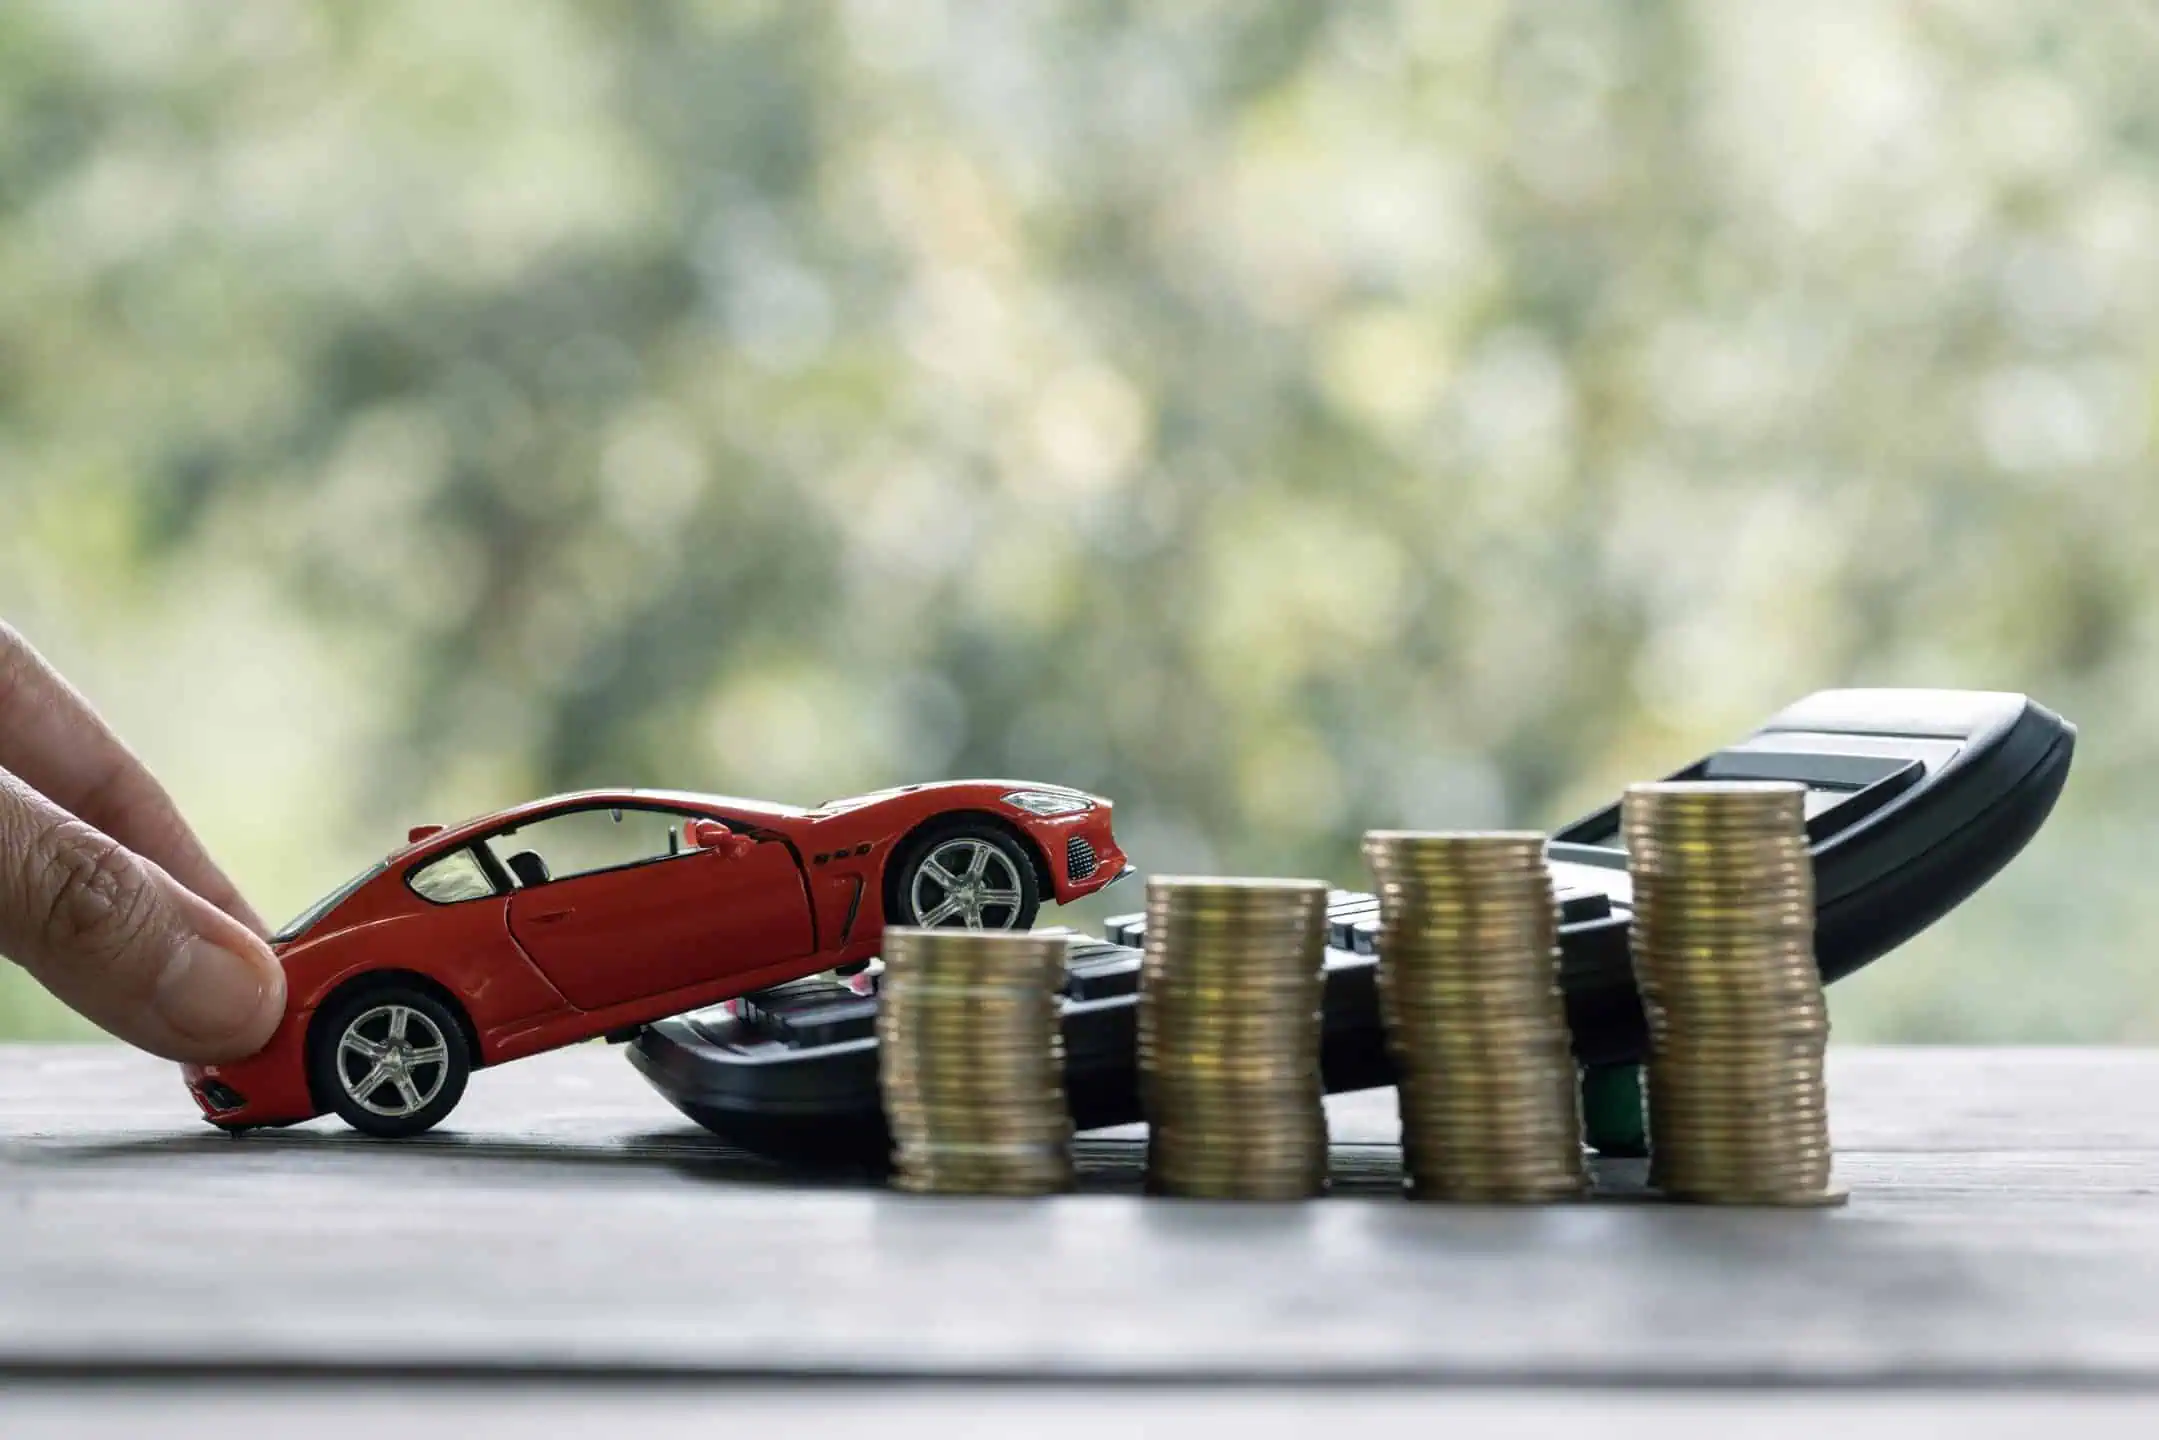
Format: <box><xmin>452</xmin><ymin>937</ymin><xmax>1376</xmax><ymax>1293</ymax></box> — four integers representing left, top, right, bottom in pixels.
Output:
<box><xmin>408</xmin><ymin>848</ymin><xmax>497</xmax><ymax>905</ymax></box>
<box><xmin>484</xmin><ymin>806</ymin><xmax>689</xmax><ymax>887</ymax></box>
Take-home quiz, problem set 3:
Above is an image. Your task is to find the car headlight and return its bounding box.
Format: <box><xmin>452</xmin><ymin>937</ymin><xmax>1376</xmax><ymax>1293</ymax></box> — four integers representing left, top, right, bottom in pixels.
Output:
<box><xmin>1002</xmin><ymin>789</ymin><xmax>1094</xmax><ymax>818</ymax></box>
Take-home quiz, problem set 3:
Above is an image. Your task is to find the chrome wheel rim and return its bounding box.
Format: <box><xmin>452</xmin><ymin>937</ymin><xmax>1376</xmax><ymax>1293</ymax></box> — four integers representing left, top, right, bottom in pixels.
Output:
<box><xmin>336</xmin><ymin>1004</ymin><xmax>451</xmax><ymax>1119</ymax></box>
<box><xmin>910</xmin><ymin>838</ymin><xmax>1025</xmax><ymax>931</ymax></box>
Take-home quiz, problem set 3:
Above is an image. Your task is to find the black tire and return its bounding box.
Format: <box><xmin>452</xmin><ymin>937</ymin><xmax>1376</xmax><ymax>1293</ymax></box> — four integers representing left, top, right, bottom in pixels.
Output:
<box><xmin>887</xmin><ymin>819</ymin><xmax>1043</xmax><ymax>934</ymax></box>
<box><xmin>308</xmin><ymin>984</ymin><xmax>472</xmax><ymax>1139</ymax></box>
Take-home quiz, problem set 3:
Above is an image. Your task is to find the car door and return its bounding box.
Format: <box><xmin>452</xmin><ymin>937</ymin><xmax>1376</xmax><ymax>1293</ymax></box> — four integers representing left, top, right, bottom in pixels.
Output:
<box><xmin>490</xmin><ymin>805</ymin><xmax>816</xmax><ymax>1012</ymax></box>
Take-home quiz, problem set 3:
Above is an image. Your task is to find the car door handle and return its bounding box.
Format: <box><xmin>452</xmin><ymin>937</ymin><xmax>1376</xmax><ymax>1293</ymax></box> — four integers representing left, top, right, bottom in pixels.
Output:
<box><xmin>530</xmin><ymin>909</ymin><xmax>575</xmax><ymax>924</ymax></box>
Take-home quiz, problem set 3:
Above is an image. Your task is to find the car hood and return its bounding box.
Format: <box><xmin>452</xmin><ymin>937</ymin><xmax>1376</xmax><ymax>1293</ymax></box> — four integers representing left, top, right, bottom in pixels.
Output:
<box><xmin>806</xmin><ymin>780</ymin><xmax>1094</xmax><ymax>817</ymax></box>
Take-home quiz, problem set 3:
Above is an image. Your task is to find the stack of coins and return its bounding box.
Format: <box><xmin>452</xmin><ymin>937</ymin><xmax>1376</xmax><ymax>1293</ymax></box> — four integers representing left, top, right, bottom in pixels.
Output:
<box><xmin>1140</xmin><ymin>876</ymin><xmax>1331</xmax><ymax>1200</ymax></box>
<box><xmin>1363</xmin><ymin>831</ymin><xmax>1586</xmax><ymax>1203</ymax></box>
<box><xmin>1622</xmin><ymin>780</ymin><xmax>1841</xmax><ymax>1206</ymax></box>
<box><xmin>876</xmin><ymin>927</ymin><xmax>1074</xmax><ymax>1196</ymax></box>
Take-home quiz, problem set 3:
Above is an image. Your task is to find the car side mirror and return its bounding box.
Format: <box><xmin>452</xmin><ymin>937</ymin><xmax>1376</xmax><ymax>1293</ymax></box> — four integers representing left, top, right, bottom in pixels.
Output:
<box><xmin>689</xmin><ymin>820</ymin><xmax>755</xmax><ymax>859</ymax></box>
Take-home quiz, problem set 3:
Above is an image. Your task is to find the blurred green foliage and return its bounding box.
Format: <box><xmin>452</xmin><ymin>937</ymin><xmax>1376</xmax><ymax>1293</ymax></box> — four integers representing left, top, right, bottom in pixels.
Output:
<box><xmin>2</xmin><ymin>1</ymin><xmax>2155</xmax><ymax>1042</ymax></box>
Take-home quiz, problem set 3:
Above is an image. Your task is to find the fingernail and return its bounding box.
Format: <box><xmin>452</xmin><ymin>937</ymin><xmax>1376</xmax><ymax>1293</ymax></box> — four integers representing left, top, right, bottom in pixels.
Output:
<box><xmin>154</xmin><ymin>937</ymin><xmax>283</xmax><ymax>1050</ymax></box>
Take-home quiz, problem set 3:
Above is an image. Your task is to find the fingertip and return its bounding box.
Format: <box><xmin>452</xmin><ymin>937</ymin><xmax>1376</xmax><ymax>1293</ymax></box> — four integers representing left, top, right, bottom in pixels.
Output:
<box><xmin>227</xmin><ymin>895</ymin><xmax>272</xmax><ymax>940</ymax></box>
<box><xmin>189</xmin><ymin>874</ymin><xmax>272</xmax><ymax>939</ymax></box>
<box><xmin>151</xmin><ymin>931</ymin><xmax>287</xmax><ymax>1062</ymax></box>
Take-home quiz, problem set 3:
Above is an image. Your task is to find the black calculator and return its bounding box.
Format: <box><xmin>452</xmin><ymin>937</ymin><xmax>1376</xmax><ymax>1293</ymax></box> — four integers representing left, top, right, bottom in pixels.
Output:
<box><xmin>630</xmin><ymin>689</ymin><xmax>2074</xmax><ymax>1159</ymax></box>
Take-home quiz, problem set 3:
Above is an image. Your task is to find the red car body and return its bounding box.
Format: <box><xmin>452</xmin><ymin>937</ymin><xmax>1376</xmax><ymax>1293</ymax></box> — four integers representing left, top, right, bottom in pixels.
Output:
<box><xmin>184</xmin><ymin>781</ymin><xmax>1126</xmax><ymax>1129</ymax></box>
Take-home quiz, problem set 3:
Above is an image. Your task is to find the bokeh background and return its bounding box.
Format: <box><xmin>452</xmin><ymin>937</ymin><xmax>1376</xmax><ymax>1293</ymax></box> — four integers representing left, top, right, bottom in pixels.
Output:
<box><xmin>2</xmin><ymin>0</ymin><xmax>2154</xmax><ymax>1043</ymax></box>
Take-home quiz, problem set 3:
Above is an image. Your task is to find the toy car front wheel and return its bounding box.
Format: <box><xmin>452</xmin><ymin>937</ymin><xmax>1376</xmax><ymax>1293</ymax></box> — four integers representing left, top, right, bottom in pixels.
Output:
<box><xmin>890</xmin><ymin>822</ymin><xmax>1042</xmax><ymax>933</ymax></box>
<box><xmin>309</xmin><ymin>986</ymin><xmax>472</xmax><ymax>1139</ymax></box>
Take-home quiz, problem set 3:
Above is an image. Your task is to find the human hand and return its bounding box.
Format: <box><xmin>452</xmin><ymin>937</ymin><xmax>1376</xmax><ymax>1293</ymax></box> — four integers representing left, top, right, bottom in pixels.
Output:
<box><xmin>0</xmin><ymin>624</ymin><xmax>284</xmax><ymax>1062</ymax></box>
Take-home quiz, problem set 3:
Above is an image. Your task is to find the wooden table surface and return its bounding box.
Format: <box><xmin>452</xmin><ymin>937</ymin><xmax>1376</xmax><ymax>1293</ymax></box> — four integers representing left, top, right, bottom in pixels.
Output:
<box><xmin>4</xmin><ymin>1043</ymin><xmax>2158</xmax><ymax>1434</ymax></box>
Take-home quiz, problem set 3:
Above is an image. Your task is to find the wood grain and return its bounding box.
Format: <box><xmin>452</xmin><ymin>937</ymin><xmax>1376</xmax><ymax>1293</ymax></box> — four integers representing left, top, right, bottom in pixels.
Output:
<box><xmin>5</xmin><ymin>1044</ymin><xmax>2159</xmax><ymax>1386</ymax></box>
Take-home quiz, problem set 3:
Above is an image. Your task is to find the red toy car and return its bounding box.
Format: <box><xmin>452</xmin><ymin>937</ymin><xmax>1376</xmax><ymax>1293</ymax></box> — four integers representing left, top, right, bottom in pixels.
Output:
<box><xmin>184</xmin><ymin>782</ymin><xmax>1127</xmax><ymax>1137</ymax></box>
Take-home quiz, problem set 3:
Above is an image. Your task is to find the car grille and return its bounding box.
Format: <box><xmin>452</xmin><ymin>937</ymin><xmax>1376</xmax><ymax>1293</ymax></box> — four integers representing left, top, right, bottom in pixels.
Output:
<box><xmin>1066</xmin><ymin>835</ymin><xmax>1099</xmax><ymax>882</ymax></box>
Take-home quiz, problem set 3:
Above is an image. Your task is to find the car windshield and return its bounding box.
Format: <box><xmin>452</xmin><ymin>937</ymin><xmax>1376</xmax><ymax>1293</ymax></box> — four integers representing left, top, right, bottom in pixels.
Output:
<box><xmin>273</xmin><ymin>863</ymin><xmax>387</xmax><ymax>944</ymax></box>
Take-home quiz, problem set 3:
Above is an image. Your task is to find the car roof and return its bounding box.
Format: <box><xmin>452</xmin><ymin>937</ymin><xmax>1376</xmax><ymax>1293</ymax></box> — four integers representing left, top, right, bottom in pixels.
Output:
<box><xmin>400</xmin><ymin>788</ymin><xmax>813</xmax><ymax>860</ymax></box>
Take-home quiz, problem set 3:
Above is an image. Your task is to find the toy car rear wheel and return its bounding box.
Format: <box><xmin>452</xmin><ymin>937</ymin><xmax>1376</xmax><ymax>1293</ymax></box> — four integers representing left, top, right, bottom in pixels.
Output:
<box><xmin>309</xmin><ymin>986</ymin><xmax>471</xmax><ymax>1139</ymax></box>
<box><xmin>889</xmin><ymin>821</ymin><xmax>1042</xmax><ymax>934</ymax></box>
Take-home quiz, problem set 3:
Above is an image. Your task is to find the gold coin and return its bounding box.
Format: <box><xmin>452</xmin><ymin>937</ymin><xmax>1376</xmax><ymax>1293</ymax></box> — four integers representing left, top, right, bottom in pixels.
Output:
<box><xmin>1623</xmin><ymin>782</ymin><xmax>1840</xmax><ymax>1205</ymax></box>
<box><xmin>1363</xmin><ymin>831</ymin><xmax>1587</xmax><ymax>1204</ymax></box>
<box><xmin>877</xmin><ymin>928</ymin><xmax>1074</xmax><ymax>1197</ymax></box>
<box><xmin>1139</xmin><ymin>877</ymin><xmax>1331</xmax><ymax>1200</ymax></box>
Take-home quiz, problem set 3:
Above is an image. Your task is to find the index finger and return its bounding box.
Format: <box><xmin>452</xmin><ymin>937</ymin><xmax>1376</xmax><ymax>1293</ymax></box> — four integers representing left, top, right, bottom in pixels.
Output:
<box><xmin>0</xmin><ymin>623</ymin><xmax>267</xmax><ymax>936</ymax></box>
